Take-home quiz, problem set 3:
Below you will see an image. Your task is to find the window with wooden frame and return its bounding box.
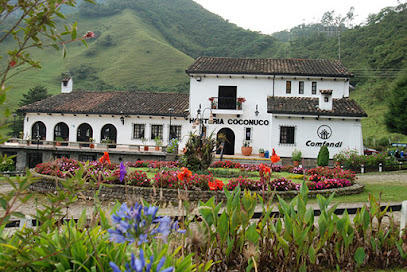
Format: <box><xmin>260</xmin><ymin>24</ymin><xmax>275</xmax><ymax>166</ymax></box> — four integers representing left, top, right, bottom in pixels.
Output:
<box><xmin>151</xmin><ymin>125</ymin><xmax>163</xmax><ymax>140</ymax></box>
<box><xmin>286</xmin><ymin>81</ymin><xmax>292</xmax><ymax>94</ymax></box>
<box><xmin>133</xmin><ymin>124</ymin><xmax>145</xmax><ymax>139</ymax></box>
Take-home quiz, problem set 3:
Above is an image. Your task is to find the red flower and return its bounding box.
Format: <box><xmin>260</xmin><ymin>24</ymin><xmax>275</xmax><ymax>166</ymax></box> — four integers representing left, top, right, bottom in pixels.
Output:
<box><xmin>99</xmin><ymin>151</ymin><xmax>111</xmax><ymax>164</ymax></box>
<box><xmin>208</xmin><ymin>179</ymin><xmax>224</xmax><ymax>191</ymax></box>
<box><xmin>83</xmin><ymin>31</ymin><xmax>95</xmax><ymax>38</ymax></box>
<box><xmin>178</xmin><ymin>167</ymin><xmax>192</xmax><ymax>181</ymax></box>
<box><xmin>270</xmin><ymin>149</ymin><xmax>280</xmax><ymax>164</ymax></box>
<box><xmin>9</xmin><ymin>60</ymin><xmax>16</xmax><ymax>67</ymax></box>
<box><xmin>259</xmin><ymin>163</ymin><xmax>271</xmax><ymax>174</ymax></box>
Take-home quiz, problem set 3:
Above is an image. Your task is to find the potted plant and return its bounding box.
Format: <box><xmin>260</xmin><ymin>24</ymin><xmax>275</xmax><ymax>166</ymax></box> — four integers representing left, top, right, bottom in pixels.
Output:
<box><xmin>141</xmin><ymin>137</ymin><xmax>148</xmax><ymax>151</ymax></box>
<box><xmin>236</xmin><ymin>97</ymin><xmax>246</xmax><ymax>110</ymax></box>
<box><xmin>102</xmin><ymin>138</ymin><xmax>116</xmax><ymax>149</ymax></box>
<box><xmin>208</xmin><ymin>97</ymin><xmax>217</xmax><ymax>109</ymax></box>
<box><xmin>55</xmin><ymin>136</ymin><xmax>63</xmax><ymax>146</ymax></box>
<box><xmin>259</xmin><ymin>148</ymin><xmax>265</xmax><ymax>158</ymax></box>
<box><xmin>292</xmin><ymin>149</ymin><xmax>302</xmax><ymax>167</ymax></box>
<box><xmin>241</xmin><ymin>141</ymin><xmax>252</xmax><ymax>156</ymax></box>
<box><xmin>89</xmin><ymin>138</ymin><xmax>95</xmax><ymax>148</ymax></box>
<box><xmin>154</xmin><ymin>136</ymin><xmax>162</xmax><ymax>151</ymax></box>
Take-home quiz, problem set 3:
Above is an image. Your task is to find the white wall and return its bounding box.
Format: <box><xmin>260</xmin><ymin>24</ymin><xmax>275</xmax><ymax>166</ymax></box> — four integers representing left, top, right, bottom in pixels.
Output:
<box><xmin>23</xmin><ymin>113</ymin><xmax>190</xmax><ymax>147</ymax></box>
<box><xmin>270</xmin><ymin>115</ymin><xmax>363</xmax><ymax>158</ymax></box>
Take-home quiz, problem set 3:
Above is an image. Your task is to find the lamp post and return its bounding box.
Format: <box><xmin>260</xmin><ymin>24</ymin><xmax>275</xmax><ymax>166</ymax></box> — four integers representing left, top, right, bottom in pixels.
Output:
<box><xmin>168</xmin><ymin>107</ymin><xmax>174</xmax><ymax>141</ymax></box>
<box><xmin>192</xmin><ymin>104</ymin><xmax>214</xmax><ymax>138</ymax></box>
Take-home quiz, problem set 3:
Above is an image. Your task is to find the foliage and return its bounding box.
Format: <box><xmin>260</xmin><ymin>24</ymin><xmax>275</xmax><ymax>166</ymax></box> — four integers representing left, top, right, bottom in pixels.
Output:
<box><xmin>181</xmin><ymin>132</ymin><xmax>216</xmax><ymax>171</ymax></box>
<box><xmin>188</xmin><ymin>183</ymin><xmax>407</xmax><ymax>271</ymax></box>
<box><xmin>317</xmin><ymin>146</ymin><xmax>330</xmax><ymax>166</ymax></box>
<box><xmin>0</xmin><ymin>154</ymin><xmax>15</xmax><ymax>172</ymax></box>
<box><xmin>18</xmin><ymin>85</ymin><xmax>52</xmax><ymax>107</ymax></box>
<box><xmin>385</xmin><ymin>72</ymin><xmax>407</xmax><ymax>135</ymax></box>
<box><xmin>307</xmin><ymin>166</ymin><xmax>356</xmax><ymax>182</ymax></box>
<box><xmin>225</xmin><ymin>177</ymin><xmax>300</xmax><ymax>191</ymax></box>
<box><xmin>291</xmin><ymin>149</ymin><xmax>302</xmax><ymax>161</ymax></box>
<box><xmin>153</xmin><ymin>170</ymin><xmax>211</xmax><ymax>190</ymax></box>
<box><xmin>166</xmin><ymin>138</ymin><xmax>178</xmax><ymax>153</ymax></box>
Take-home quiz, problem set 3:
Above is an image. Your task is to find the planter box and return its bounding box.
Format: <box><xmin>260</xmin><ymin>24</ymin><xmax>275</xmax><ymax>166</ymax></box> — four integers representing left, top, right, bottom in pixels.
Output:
<box><xmin>242</xmin><ymin>146</ymin><xmax>252</xmax><ymax>156</ymax></box>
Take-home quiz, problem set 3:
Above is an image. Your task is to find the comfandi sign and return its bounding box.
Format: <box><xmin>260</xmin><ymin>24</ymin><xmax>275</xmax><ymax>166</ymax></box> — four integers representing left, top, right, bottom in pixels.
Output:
<box><xmin>306</xmin><ymin>125</ymin><xmax>342</xmax><ymax>148</ymax></box>
<box><xmin>189</xmin><ymin>118</ymin><xmax>269</xmax><ymax>126</ymax></box>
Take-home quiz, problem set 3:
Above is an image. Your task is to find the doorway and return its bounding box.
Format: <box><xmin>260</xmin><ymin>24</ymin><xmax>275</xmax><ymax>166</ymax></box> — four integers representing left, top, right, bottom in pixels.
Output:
<box><xmin>217</xmin><ymin>128</ymin><xmax>235</xmax><ymax>155</ymax></box>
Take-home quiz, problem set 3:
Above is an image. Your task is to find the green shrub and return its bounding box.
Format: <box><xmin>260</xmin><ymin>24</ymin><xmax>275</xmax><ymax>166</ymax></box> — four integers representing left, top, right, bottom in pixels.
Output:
<box><xmin>317</xmin><ymin>146</ymin><xmax>329</xmax><ymax>166</ymax></box>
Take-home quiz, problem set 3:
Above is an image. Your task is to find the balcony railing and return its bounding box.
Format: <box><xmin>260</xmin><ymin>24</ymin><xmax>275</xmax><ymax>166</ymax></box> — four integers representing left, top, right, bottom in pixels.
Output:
<box><xmin>3</xmin><ymin>138</ymin><xmax>168</xmax><ymax>152</ymax></box>
<box><xmin>209</xmin><ymin>97</ymin><xmax>244</xmax><ymax>110</ymax></box>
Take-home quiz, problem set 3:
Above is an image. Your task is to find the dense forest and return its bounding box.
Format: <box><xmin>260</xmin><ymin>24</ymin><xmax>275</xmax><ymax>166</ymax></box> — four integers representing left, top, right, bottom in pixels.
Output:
<box><xmin>1</xmin><ymin>0</ymin><xmax>407</xmax><ymax>141</ymax></box>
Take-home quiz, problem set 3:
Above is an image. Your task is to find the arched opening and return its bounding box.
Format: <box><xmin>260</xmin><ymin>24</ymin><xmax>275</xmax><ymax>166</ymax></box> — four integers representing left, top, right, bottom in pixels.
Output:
<box><xmin>77</xmin><ymin>123</ymin><xmax>93</xmax><ymax>142</ymax></box>
<box><xmin>31</xmin><ymin>121</ymin><xmax>46</xmax><ymax>140</ymax></box>
<box><xmin>54</xmin><ymin>122</ymin><xmax>69</xmax><ymax>142</ymax></box>
<box><xmin>217</xmin><ymin>128</ymin><xmax>235</xmax><ymax>155</ymax></box>
<box><xmin>101</xmin><ymin>124</ymin><xmax>117</xmax><ymax>143</ymax></box>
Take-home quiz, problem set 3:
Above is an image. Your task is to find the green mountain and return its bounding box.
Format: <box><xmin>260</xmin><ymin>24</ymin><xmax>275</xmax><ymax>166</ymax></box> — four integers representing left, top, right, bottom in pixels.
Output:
<box><xmin>2</xmin><ymin>0</ymin><xmax>407</xmax><ymax>144</ymax></box>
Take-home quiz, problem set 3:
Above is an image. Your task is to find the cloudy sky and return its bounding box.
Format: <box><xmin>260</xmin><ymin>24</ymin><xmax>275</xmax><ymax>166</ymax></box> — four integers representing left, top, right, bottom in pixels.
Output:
<box><xmin>193</xmin><ymin>0</ymin><xmax>401</xmax><ymax>34</ymax></box>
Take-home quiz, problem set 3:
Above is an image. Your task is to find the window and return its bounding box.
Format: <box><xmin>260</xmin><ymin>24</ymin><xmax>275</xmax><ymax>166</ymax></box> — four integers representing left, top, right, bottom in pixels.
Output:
<box><xmin>133</xmin><ymin>124</ymin><xmax>145</xmax><ymax>139</ymax></box>
<box><xmin>80</xmin><ymin>154</ymin><xmax>97</xmax><ymax>162</ymax></box>
<box><xmin>280</xmin><ymin>126</ymin><xmax>295</xmax><ymax>144</ymax></box>
<box><xmin>299</xmin><ymin>81</ymin><xmax>304</xmax><ymax>94</ymax></box>
<box><xmin>170</xmin><ymin>125</ymin><xmax>181</xmax><ymax>140</ymax></box>
<box><xmin>312</xmin><ymin>82</ymin><xmax>317</xmax><ymax>95</ymax></box>
<box><xmin>151</xmin><ymin>125</ymin><xmax>163</xmax><ymax>140</ymax></box>
<box><xmin>324</xmin><ymin>97</ymin><xmax>329</xmax><ymax>102</ymax></box>
<box><xmin>286</xmin><ymin>81</ymin><xmax>291</xmax><ymax>94</ymax></box>
<box><xmin>245</xmin><ymin>127</ymin><xmax>252</xmax><ymax>141</ymax></box>
<box><xmin>218</xmin><ymin>86</ymin><xmax>237</xmax><ymax>109</ymax></box>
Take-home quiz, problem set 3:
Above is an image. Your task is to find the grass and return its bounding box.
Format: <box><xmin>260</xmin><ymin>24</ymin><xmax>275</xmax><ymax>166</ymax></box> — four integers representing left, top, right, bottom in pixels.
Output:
<box><xmin>0</xmin><ymin>9</ymin><xmax>193</xmax><ymax>135</ymax></box>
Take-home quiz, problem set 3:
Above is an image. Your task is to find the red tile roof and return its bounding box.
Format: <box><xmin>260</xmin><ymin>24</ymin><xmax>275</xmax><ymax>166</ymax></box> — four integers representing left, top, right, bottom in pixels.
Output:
<box><xmin>19</xmin><ymin>91</ymin><xmax>189</xmax><ymax>117</ymax></box>
<box><xmin>267</xmin><ymin>96</ymin><xmax>367</xmax><ymax>117</ymax></box>
<box><xmin>187</xmin><ymin>57</ymin><xmax>353</xmax><ymax>77</ymax></box>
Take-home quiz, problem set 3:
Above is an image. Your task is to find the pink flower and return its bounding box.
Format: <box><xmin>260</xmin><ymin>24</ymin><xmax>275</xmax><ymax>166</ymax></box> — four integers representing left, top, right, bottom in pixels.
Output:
<box><xmin>83</xmin><ymin>31</ymin><xmax>95</xmax><ymax>38</ymax></box>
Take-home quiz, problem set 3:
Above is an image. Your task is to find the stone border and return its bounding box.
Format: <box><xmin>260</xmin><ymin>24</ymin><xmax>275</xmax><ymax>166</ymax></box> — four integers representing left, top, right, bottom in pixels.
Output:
<box><xmin>29</xmin><ymin>173</ymin><xmax>365</xmax><ymax>203</ymax></box>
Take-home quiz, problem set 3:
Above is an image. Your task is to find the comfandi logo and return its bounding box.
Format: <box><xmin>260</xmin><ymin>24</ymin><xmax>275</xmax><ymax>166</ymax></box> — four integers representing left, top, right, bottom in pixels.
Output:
<box><xmin>317</xmin><ymin>125</ymin><xmax>332</xmax><ymax>140</ymax></box>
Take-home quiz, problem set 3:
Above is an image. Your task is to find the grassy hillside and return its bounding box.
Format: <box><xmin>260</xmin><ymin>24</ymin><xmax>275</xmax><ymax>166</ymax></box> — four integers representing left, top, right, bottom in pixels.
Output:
<box><xmin>2</xmin><ymin>0</ymin><xmax>407</xmax><ymax>144</ymax></box>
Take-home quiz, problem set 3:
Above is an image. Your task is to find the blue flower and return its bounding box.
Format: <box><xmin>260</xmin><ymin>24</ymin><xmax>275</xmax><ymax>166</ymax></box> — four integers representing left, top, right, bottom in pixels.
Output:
<box><xmin>120</xmin><ymin>162</ymin><xmax>127</xmax><ymax>182</ymax></box>
<box><xmin>110</xmin><ymin>250</ymin><xmax>174</xmax><ymax>272</ymax></box>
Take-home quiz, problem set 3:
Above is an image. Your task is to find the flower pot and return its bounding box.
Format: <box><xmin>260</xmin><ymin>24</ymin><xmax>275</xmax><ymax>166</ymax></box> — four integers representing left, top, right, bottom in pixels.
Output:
<box><xmin>155</xmin><ymin>146</ymin><xmax>160</xmax><ymax>151</ymax></box>
<box><xmin>241</xmin><ymin>146</ymin><xmax>252</xmax><ymax>156</ymax></box>
<box><xmin>335</xmin><ymin>161</ymin><xmax>341</xmax><ymax>168</ymax></box>
<box><xmin>56</xmin><ymin>142</ymin><xmax>61</xmax><ymax>146</ymax></box>
<box><xmin>259</xmin><ymin>152</ymin><xmax>265</xmax><ymax>158</ymax></box>
<box><xmin>144</xmin><ymin>146</ymin><xmax>149</xmax><ymax>151</ymax></box>
<box><xmin>89</xmin><ymin>143</ymin><xmax>95</xmax><ymax>148</ymax></box>
<box><xmin>293</xmin><ymin>160</ymin><xmax>299</xmax><ymax>167</ymax></box>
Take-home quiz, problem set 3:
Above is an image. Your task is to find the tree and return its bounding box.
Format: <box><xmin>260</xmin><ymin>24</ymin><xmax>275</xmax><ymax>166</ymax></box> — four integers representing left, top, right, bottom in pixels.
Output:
<box><xmin>7</xmin><ymin>85</ymin><xmax>51</xmax><ymax>137</ymax></box>
<box><xmin>19</xmin><ymin>85</ymin><xmax>51</xmax><ymax>107</ymax></box>
<box><xmin>317</xmin><ymin>146</ymin><xmax>329</xmax><ymax>166</ymax></box>
<box><xmin>0</xmin><ymin>0</ymin><xmax>94</xmax><ymax>142</ymax></box>
<box><xmin>385</xmin><ymin>73</ymin><xmax>407</xmax><ymax>135</ymax></box>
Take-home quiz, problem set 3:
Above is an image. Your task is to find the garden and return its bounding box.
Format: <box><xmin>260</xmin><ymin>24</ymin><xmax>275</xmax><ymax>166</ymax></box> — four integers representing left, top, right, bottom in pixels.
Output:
<box><xmin>1</xmin><ymin>134</ymin><xmax>407</xmax><ymax>271</ymax></box>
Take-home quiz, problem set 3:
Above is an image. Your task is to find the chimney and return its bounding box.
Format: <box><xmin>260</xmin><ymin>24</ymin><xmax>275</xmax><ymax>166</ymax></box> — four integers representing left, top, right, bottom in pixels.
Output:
<box><xmin>319</xmin><ymin>89</ymin><xmax>333</xmax><ymax>111</ymax></box>
<box><xmin>61</xmin><ymin>76</ymin><xmax>73</xmax><ymax>93</ymax></box>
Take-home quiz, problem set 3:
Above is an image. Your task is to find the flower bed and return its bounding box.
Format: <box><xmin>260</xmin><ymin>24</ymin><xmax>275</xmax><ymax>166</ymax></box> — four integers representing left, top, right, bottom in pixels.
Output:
<box><xmin>33</xmin><ymin>159</ymin><xmax>357</xmax><ymax>193</ymax></box>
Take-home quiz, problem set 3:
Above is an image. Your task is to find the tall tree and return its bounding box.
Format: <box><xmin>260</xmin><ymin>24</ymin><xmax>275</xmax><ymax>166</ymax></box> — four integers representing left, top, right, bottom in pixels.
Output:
<box><xmin>19</xmin><ymin>85</ymin><xmax>51</xmax><ymax>107</ymax></box>
<box><xmin>385</xmin><ymin>73</ymin><xmax>407</xmax><ymax>135</ymax></box>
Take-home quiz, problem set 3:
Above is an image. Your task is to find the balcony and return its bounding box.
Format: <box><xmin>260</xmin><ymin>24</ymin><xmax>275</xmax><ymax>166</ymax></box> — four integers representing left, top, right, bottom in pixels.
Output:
<box><xmin>209</xmin><ymin>97</ymin><xmax>245</xmax><ymax>115</ymax></box>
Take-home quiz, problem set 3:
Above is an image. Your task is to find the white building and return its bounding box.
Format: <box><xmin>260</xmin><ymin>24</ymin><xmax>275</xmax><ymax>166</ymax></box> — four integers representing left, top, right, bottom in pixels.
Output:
<box><xmin>20</xmin><ymin>57</ymin><xmax>367</xmax><ymax>160</ymax></box>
